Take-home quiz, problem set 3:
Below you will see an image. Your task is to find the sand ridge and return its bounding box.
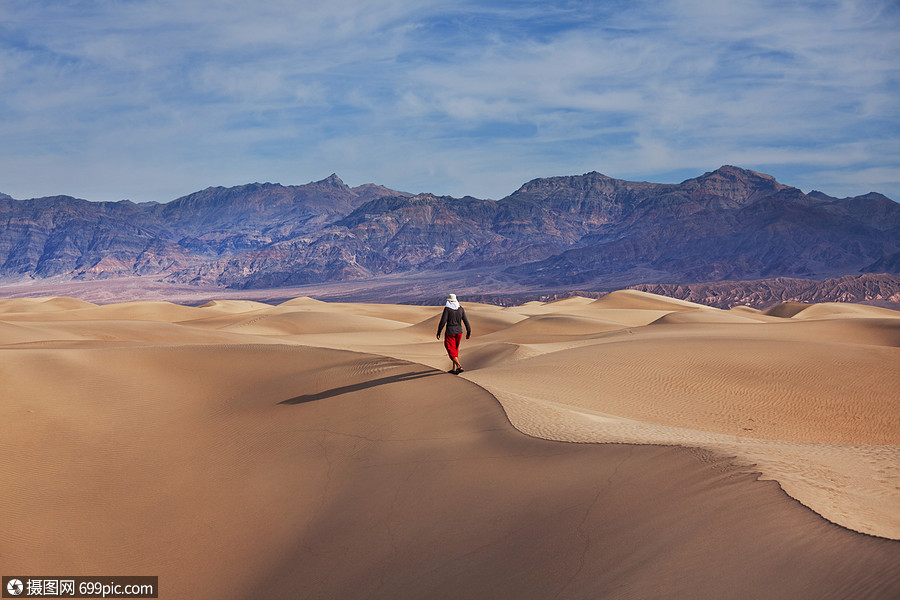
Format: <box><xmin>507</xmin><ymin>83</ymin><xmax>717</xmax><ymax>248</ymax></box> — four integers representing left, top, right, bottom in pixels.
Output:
<box><xmin>1</xmin><ymin>291</ymin><xmax>899</xmax><ymax>598</ymax></box>
<box><xmin>97</xmin><ymin>290</ymin><xmax>897</xmax><ymax>539</ymax></box>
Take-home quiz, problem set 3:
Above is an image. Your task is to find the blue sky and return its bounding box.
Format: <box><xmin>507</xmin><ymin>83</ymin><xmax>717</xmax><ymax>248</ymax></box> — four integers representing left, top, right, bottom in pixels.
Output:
<box><xmin>1</xmin><ymin>0</ymin><xmax>898</xmax><ymax>202</ymax></box>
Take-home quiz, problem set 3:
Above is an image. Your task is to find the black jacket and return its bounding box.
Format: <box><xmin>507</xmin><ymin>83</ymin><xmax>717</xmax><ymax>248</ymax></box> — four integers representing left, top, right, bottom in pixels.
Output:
<box><xmin>437</xmin><ymin>306</ymin><xmax>471</xmax><ymax>336</ymax></box>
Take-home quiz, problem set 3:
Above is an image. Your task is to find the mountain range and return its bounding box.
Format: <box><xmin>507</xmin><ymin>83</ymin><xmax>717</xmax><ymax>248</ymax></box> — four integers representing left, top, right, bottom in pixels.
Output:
<box><xmin>1</xmin><ymin>165</ymin><xmax>898</xmax><ymax>306</ymax></box>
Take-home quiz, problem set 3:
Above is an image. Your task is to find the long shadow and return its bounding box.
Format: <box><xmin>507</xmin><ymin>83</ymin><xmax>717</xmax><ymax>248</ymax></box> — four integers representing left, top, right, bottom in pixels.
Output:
<box><xmin>279</xmin><ymin>370</ymin><xmax>443</xmax><ymax>405</ymax></box>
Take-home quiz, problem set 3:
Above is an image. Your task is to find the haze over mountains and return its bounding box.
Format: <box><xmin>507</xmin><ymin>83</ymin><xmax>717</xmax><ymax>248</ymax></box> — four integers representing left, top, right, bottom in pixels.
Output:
<box><xmin>1</xmin><ymin>166</ymin><xmax>898</xmax><ymax>307</ymax></box>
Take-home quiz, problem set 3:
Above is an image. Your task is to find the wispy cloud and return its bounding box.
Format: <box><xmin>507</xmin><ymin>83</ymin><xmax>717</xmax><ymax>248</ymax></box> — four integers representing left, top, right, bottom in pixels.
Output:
<box><xmin>1</xmin><ymin>0</ymin><xmax>897</xmax><ymax>202</ymax></box>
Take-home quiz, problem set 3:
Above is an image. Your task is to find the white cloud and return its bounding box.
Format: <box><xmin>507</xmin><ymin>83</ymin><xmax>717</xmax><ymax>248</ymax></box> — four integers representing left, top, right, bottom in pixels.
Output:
<box><xmin>813</xmin><ymin>166</ymin><xmax>900</xmax><ymax>192</ymax></box>
<box><xmin>0</xmin><ymin>0</ymin><xmax>897</xmax><ymax>202</ymax></box>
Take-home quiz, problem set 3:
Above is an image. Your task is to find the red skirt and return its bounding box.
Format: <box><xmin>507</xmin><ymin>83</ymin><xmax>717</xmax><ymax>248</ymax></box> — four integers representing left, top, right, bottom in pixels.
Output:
<box><xmin>444</xmin><ymin>333</ymin><xmax>463</xmax><ymax>358</ymax></box>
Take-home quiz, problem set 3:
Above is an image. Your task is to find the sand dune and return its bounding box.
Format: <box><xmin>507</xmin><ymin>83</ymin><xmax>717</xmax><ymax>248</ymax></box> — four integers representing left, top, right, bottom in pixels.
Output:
<box><xmin>590</xmin><ymin>289</ymin><xmax>713</xmax><ymax>311</ymax></box>
<box><xmin>196</xmin><ymin>299</ymin><xmax>274</xmax><ymax>312</ymax></box>
<box><xmin>649</xmin><ymin>307</ymin><xmax>767</xmax><ymax>324</ymax></box>
<box><xmin>789</xmin><ymin>301</ymin><xmax>900</xmax><ymax>320</ymax></box>
<box><xmin>1</xmin><ymin>291</ymin><xmax>898</xmax><ymax>599</ymax></box>
<box><xmin>479</xmin><ymin>313</ymin><xmax>628</xmax><ymax>342</ymax></box>
<box><xmin>0</xmin><ymin>320</ymin><xmax>49</xmax><ymax>344</ymax></box>
<box><xmin>276</xmin><ymin>295</ymin><xmax>328</xmax><ymax>307</ymax></box>
<box><xmin>0</xmin><ymin>300</ymin><xmax>227</xmax><ymax>323</ymax></box>
<box><xmin>211</xmin><ymin>310</ymin><xmax>409</xmax><ymax>335</ymax></box>
<box><xmin>470</xmin><ymin>335</ymin><xmax>897</xmax><ymax>444</ymax></box>
<box><xmin>406</xmin><ymin>306</ymin><xmax>524</xmax><ymax>337</ymax></box>
<box><xmin>0</xmin><ymin>296</ymin><xmax>98</xmax><ymax>314</ymax></box>
<box><xmin>545</xmin><ymin>295</ymin><xmax>597</xmax><ymax>307</ymax></box>
<box><xmin>765</xmin><ymin>300</ymin><xmax>813</xmax><ymax>318</ymax></box>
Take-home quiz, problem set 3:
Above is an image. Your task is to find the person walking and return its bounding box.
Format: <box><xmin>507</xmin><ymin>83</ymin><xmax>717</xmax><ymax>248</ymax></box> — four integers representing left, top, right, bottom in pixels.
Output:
<box><xmin>436</xmin><ymin>293</ymin><xmax>471</xmax><ymax>374</ymax></box>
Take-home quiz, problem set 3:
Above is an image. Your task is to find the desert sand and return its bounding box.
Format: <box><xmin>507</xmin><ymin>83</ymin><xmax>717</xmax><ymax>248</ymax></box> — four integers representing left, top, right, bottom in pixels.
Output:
<box><xmin>1</xmin><ymin>291</ymin><xmax>898</xmax><ymax>599</ymax></box>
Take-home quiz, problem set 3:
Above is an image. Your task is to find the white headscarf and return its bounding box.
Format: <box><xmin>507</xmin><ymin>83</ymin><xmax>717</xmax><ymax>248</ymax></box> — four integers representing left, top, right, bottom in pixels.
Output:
<box><xmin>445</xmin><ymin>293</ymin><xmax>460</xmax><ymax>310</ymax></box>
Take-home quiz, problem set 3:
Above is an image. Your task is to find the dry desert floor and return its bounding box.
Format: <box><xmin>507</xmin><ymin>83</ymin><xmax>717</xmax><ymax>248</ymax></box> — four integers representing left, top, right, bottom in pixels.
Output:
<box><xmin>1</xmin><ymin>291</ymin><xmax>898</xmax><ymax>599</ymax></box>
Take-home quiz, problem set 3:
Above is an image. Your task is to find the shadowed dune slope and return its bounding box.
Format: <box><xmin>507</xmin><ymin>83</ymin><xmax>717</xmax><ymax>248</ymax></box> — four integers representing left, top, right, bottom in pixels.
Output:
<box><xmin>765</xmin><ymin>301</ymin><xmax>813</xmax><ymax>318</ymax></box>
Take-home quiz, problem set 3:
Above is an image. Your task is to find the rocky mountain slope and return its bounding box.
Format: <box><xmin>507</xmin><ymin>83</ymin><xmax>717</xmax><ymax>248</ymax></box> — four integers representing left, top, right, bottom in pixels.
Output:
<box><xmin>0</xmin><ymin>175</ymin><xmax>408</xmax><ymax>282</ymax></box>
<box><xmin>1</xmin><ymin>167</ymin><xmax>898</xmax><ymax>296</ymax></box>
<box><xmin>629</xmin><ymin>273</ymin><xmax>900</xmax><ymax>310</ymax></box>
